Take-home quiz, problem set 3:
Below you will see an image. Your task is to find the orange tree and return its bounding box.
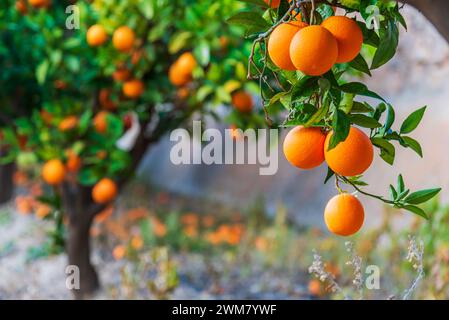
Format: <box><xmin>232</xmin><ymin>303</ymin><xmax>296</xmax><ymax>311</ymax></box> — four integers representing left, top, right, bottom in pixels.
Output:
<box><xmin>0</xmin><ymin>0</ymin><xmax>281</xmax><ymax>297</ymax></box>
<box><xmin>228</xmin><ymin>0</ymin><xmax>441</xmax><ymax>234</ymax></box>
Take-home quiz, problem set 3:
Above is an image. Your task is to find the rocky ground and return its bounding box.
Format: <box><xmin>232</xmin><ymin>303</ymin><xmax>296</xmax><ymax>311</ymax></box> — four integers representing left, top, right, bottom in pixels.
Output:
<box><xmin>0</xmin><ymin>203</ymin><xmax>310</xmax><ymax>300</ymax></box>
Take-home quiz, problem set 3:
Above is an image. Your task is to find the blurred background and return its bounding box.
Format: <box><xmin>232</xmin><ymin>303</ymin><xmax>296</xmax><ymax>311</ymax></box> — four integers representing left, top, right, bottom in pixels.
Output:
<box><xmin>1</xmin><ymin>2</ymin><xmax>449</xmax><ymax>300</ymax></box>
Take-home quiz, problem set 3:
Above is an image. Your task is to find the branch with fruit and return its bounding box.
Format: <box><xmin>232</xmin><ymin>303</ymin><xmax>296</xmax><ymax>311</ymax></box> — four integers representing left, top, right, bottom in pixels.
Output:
<box><xmin>228</xmin><ymin>0</ymin><xmax>441</xmax><ymax>236</ymax></box>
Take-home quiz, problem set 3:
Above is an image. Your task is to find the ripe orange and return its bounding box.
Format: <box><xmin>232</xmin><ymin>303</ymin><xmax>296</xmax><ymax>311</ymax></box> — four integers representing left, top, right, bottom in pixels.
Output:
<box><xmin>16</xmin><ymin>0</ymin><xmax>28</xmax><ymax>14</ymax></box>
<box><xmin>324</xmin><ymin>193</ymin><xmax>364</xmax><ymax>236</ymax></box>
<box><xmin>113</xmin><ymin>66</ymin><xmax>131</xmax><ymax>82</ymax></box>
<box><xmin>264</xmin><ymin>0</ymin><xmax>280</xmax><ymax>8</ymax></box>
<box><xmin>66</xmin><ymin>151</ymin><xmax>81</xmax><ymax>173</ymax></box>
<box><xmin>168</xmin><ymin>52</ymin><xmax>197</xmax><ymax>87</ymax></box>
<box><xmin>268</xmin><ymin>21</ymin><xmax>308</xmax><ymax>71</ymax></box>
<box><xmin>93</xmin><ymin>111</ymin><xmax>108</xmax><ymax>134</ymax></box>
<box><xmin>99</xmin><ymin>88</ymin><xmax>116</xmax><ymax>110</ymax></box>
<box><xmin>92</xmin><ymin>178</ymin><xmax>118</xmax><ymax>204</ymax></box>
<box><xmin>169</xmin><ymin>64</ymin><xmax>191</xmax><ymax>86</ymax></box>
<box><xmin>42</xmin><ymin>159</ymin><xmax>66</xmax><ymax>185</ymax></box>
<box><xmin>86</xmin><ymin>24</ymin><xmax>108</xmax><ymax>47</ymax></box>
<box><xmin>321</xmin><ymin>16</ymin><xmax>363</xmax><ymax>63</ymax></box>
<box><xmin>112</xmin><ymin>245</ymin><xmax>126</xmax><ymax>260</ymax></box>
<box><xmin>58</xmin><ymin>115</ymin><xmax>79</xmax><ymax>132</ymax></box>
<box><xmin>283</xmin><ymin>126</ymin><xmax>325</xmax><ymax>169</ymax></box>
<box><xmin>28</xmin><ymin>0</ymin><xmax>50</xmax><ymax>8</ymax></box>
<box><xmin>176</xmin><ymin>52</ymin><xmax>197</xmax><ymax>76</ymax></box>
<box><xmin>290</xmin><ymin>25</ymin><xmax>338</xmax><ymax>76</ymax></box>
<box><xmin>122</xmin><ymin>79</ymin><xmax>144</xmax><ymax>98</ymax></box>
<box><xmin>324</xmin><ymin>126</ymin><xmax>373</xmax><ymax>176</ymax></box>
<box><xmin>231</xmin><ymin>91</ymin><xmax>253</xmax><ymax>113</ymax></box>
<box><xmin>308</xmin><ymin>279</ymin><xmax>322</xmax><ymax>296</ymax></box>
<box><xmin>113</xmin><ymin>26</ymin><xmax>135</xmax><ymax>52</ymax></box>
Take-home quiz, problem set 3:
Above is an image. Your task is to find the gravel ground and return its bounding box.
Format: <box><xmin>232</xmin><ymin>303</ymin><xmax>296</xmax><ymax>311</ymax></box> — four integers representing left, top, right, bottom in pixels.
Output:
<box><xmin>0</xmin><ymin>204</ymin><xmax>310</xmax><ymax>300</ymax></box>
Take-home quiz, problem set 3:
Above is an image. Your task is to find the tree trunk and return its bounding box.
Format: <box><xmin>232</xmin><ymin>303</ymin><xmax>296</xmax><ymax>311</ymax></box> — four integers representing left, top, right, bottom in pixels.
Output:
<box><xmin>67</xmin><ymin>210</ymin><xmax>99</xmax><ymax>299</ymax></box>
<box><xmin>0</xmin><ymin>148</ymin><xmax>15</xmax><ymax>205</ymax></box>
<box><xmin>62</xmin><ymin>182</ymin><xmax>104</xmax><ymax>299</ymax></box>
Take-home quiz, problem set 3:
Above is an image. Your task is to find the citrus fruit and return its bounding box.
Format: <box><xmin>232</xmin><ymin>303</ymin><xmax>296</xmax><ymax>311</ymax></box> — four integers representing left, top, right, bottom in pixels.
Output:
<box><xmin>231</xmin><ymin>91</ymin><xmax>253</xmax><ymax>113</ymax></box>
<box><xmin>324</xmin><ymin>193</ymin><xmax>364</xmax><ymax>236</ymax></box>
<box><xmin>290</xmin><ymin>25</ymin><xmax>338</xmax><ymax>76</ymax></box>
<box><xmin>42</xmin><ymin>159</ymin><xmax>65</xmax><ymax>185</ymax></box>
<box><xmin>268</xmin><ymin>21</ymin><xmax>308</xmax><ymax>71</ymax></box>
<box><xmin>86</xmin><ymin>25</ymin><xmax>108</xmax><ymax>47</ymax></box>
<box><xmin>283</xmin><ymin>126</ymin><xmax>326</xmax><ymax>169</ymax></box>
<box><xmin>322</xmin><ymin>16</ymin><xmax>363</xmax><ymax>63</ymax></box>
<box><xmin>92</xmin><ymin>178</ymin><xmax>118</xmax><ymax>204</ymax></box>
<box><xmin>113</xmin><ymin>26</ymin><xmax>135</xmax><ymax>52</ymax></box>
<box><xmin>324</xmin><ymin>126</ymin><xmax>373</xmax><ymax>176</ymax></box>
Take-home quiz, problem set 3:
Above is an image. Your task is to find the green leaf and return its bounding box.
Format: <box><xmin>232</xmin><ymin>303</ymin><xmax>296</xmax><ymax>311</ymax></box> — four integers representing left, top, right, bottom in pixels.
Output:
<box><xmin>324</xmin><ymin>167</ymin><xmax>335</xmax><ymax>184</ymax></box>
<box><xmin>400</xmin><ymin>106</ymin><xmax>426</xmax><ymax>134</ymax></box>
<box><xmin>403</xmin><ymin>205</ymin><xmax>429</xmax><ymax>220</ymax></box>
<box><xmin>227</xmin><ymin>11</ymin><xmax>270</xmax><ymax>33</ymax></box>
<box><xmin>401</xmin><ymin>136</ymin><xmax>423</xmax><ymax>157</ymax></box>
<box><xmin>291</xmin><ymin>77</ymin><xmax>318</xmax><ymax>101</ymax></box>
<box><xmin>340</xmin><ymin>82</ymin><xmax>385</xmax><ymax>101</ymax></box>
<box><xmin>328</xmin><ymin>110</ymin><xmax>350</xmax><ymax>150</ymax></box>
<box><xmin>168</xmin><ymin>32</ymin><xmax>192</xmax><ymax>54</ymax></box>
<box><xmin>383</xmin><ymin>104</ymin><xmax>395</xmax><ymax>132</ymax></box>
<box><xmin>371</xmin><ymin>137</ymin><xmax>395</xmax><ymax>165</ymax></box>
<box><xmin>389</xmin><ymin>184</ymin><xmax>397</xmax><ymax>200</ymax></box>
<box><xmin>36</xmin><ymin>60</ymin><xmax>49</xmax><ymax>85</ymax></box>
<box><xmin>351</xmin><ymin>101</ymin><xmax>374</xmax><ymax>113</ymax></box>
<box><xmin>397</xmin><ymin>174</ymin><xmax>405</xmax><ymax>193</ymax></box>
<box><xmin>348</xmin><ymin>54</ymin><xmax>371</xmax><ymax>76</ymax></box>
<box><xmin>371</xmin><ymin>20</ymin><xmax>399</xmax><ymax>69</ymax></box>
<box><xmin>78</xmin><ymin>167</ymin><xmax>101</xmax><ymax>186</ymax></box>
<box><xmin>405</xmin><ymin>188</ymin><xmax>441</xmax><ymax>205</ymax></box>
<box><xmin>349</xmin><ymin>114</ymin><xmax>382</xmax><ymax>128</ymax></box>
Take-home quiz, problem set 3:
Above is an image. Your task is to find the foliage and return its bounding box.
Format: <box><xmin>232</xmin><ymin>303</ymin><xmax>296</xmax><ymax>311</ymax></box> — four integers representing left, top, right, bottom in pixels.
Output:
<box><xmin>227</xmin><ymin>0</ymin><xmax>440</xmax><ymax>218</ymax></box>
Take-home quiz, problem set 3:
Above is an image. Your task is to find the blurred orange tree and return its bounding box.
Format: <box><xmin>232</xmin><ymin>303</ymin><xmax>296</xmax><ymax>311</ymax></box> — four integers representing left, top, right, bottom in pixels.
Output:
<box><xmin>0</xmin><ymin>0</ymin><xmax>281</xmax><ymax>298</ymax></box>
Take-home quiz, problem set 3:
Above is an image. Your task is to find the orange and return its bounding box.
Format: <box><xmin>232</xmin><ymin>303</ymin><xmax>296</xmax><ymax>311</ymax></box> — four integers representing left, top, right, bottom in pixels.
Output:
<box><xmin>112</xmin><ymin>245</ymin><xmax>126</xmax><ymax>260</ymax></box>
<box><xmin>35</xmin><ymin>203</ymin><xmax>51</xmax><ymax>219</ymax></box>
<box><xmin>283</xmin><ymin>126</ymin><xmax>326</xmax><ymax>169</ymax></box>
<box><xmin>131</xmin><ymin>235</ymin><xmax>144</xmax><ymax>250</ymax></box>
<box><xmin>231</xmin><ymin>91</ymin><xmax>253</xmax><ymax>113</ymax></box>
<box><xmin>66</xmin><ymin>150</ymin><xmax>81</xmax><ymax>173</ymax></box>
<box><xmin>169</xmin><ymin>64</ymin><xmax>191</xmax><ymax>86</ymax></box>
<box><xmin>324</xmin><ymin>193</ymin><xmax>364</xmax><ymax>236</ymax></box>
<box><xmin>322</xmin><ymin>16</ymin><xmax>363</xmax><ymax>63</ymax></box>
<box><xmin>122</xmin><ymin>79</ymin><xmax>144</xmax><ymax>98</ymax></box>
<box><xmin>290</xmin><ymin>25</ymin><xmax>338</xmax><ymax>76</ymax></box>
<box><xmin>93</xmin><ymin>111</ymin><xmax>108</xmax><ymax>134</ymax></box>
<box><xmin>86</xmin><ymin>25</ymin><xmax>108</xmax><ymax>47</ymax></box>
<box><xmin>268</xmin><ymin>21</ymin><xmax>308</xmax><ymax>71</ymax></box>
<box><xmin>113</xmin><ymin>26</ymin><xmax>135</xmax><ymax>52</ymax></box>
<box><xmin>42</xmin><ymin>159</ymin><xmax>66</xmax><ymax>185</ymax></box>
<box><xmin>324</xmin><ymin>126</ymin><xmax>373</xmax><ymax>176</ymax></box>
<box><xmin>58</xmin><ymin>115</ymin><xmax>78</xmax><ymax>132</ymax></box>
<box><xmin>176</xmin><ymin>52</ymin><xmax>197</xmax><ymax>76</ymax></box>
<box><xmin>168</xmin><ymin>52</ymin><xmax>196</xmax><ymax>86</ymax></box>
<box><xmin>308</xmin><ymin>279</ymin><xmax>322</xmax><ymax>296</ymax></box>
<box><xmin>28</xmin><ymin>0</ymin><xmax>50</xmax><ymax>8</ymax></box>
<box><xmin>99</xmin><ymin>88</ymin><xmax>116</xmax><ymax>110</ymax></box>
<box><xmin>264</xmin><ymin>0</ymin><xmax>280</xmax><ymax>8</ymax></box>
<box><xmin>16</xmin><ymin>0</ymin><xmax>28</xmax><ymax>14</ymax></box>
<box><xmin>92</xmin><ymin>178</ymin><xmax>118</xmax><ymax>204</ymax></box>
<box><xmin>113</xmin><ymin>66</ymin><xmax>131</xmax><ymax>82</ymax></box>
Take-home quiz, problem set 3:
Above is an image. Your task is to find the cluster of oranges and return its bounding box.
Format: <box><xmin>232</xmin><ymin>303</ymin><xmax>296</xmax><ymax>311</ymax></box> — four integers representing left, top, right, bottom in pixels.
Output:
<box><xmin>41</xmin><ymin>159</ymin><xmax>118</xmax><ymax>205</ymax></box>
<box><xmin>283</xmin><ymin>125</ymin><xmax>373</xmax><ymax>236</ymax></box>
<box><xmin>86</xmin><ymin>24</ymin><xmax>145</xmax><ymax>99</ymax></box>
<box><xmin>268</xmin><ymin>15</ymin><xmax>363</xmax><ymax>76</ymax></box>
